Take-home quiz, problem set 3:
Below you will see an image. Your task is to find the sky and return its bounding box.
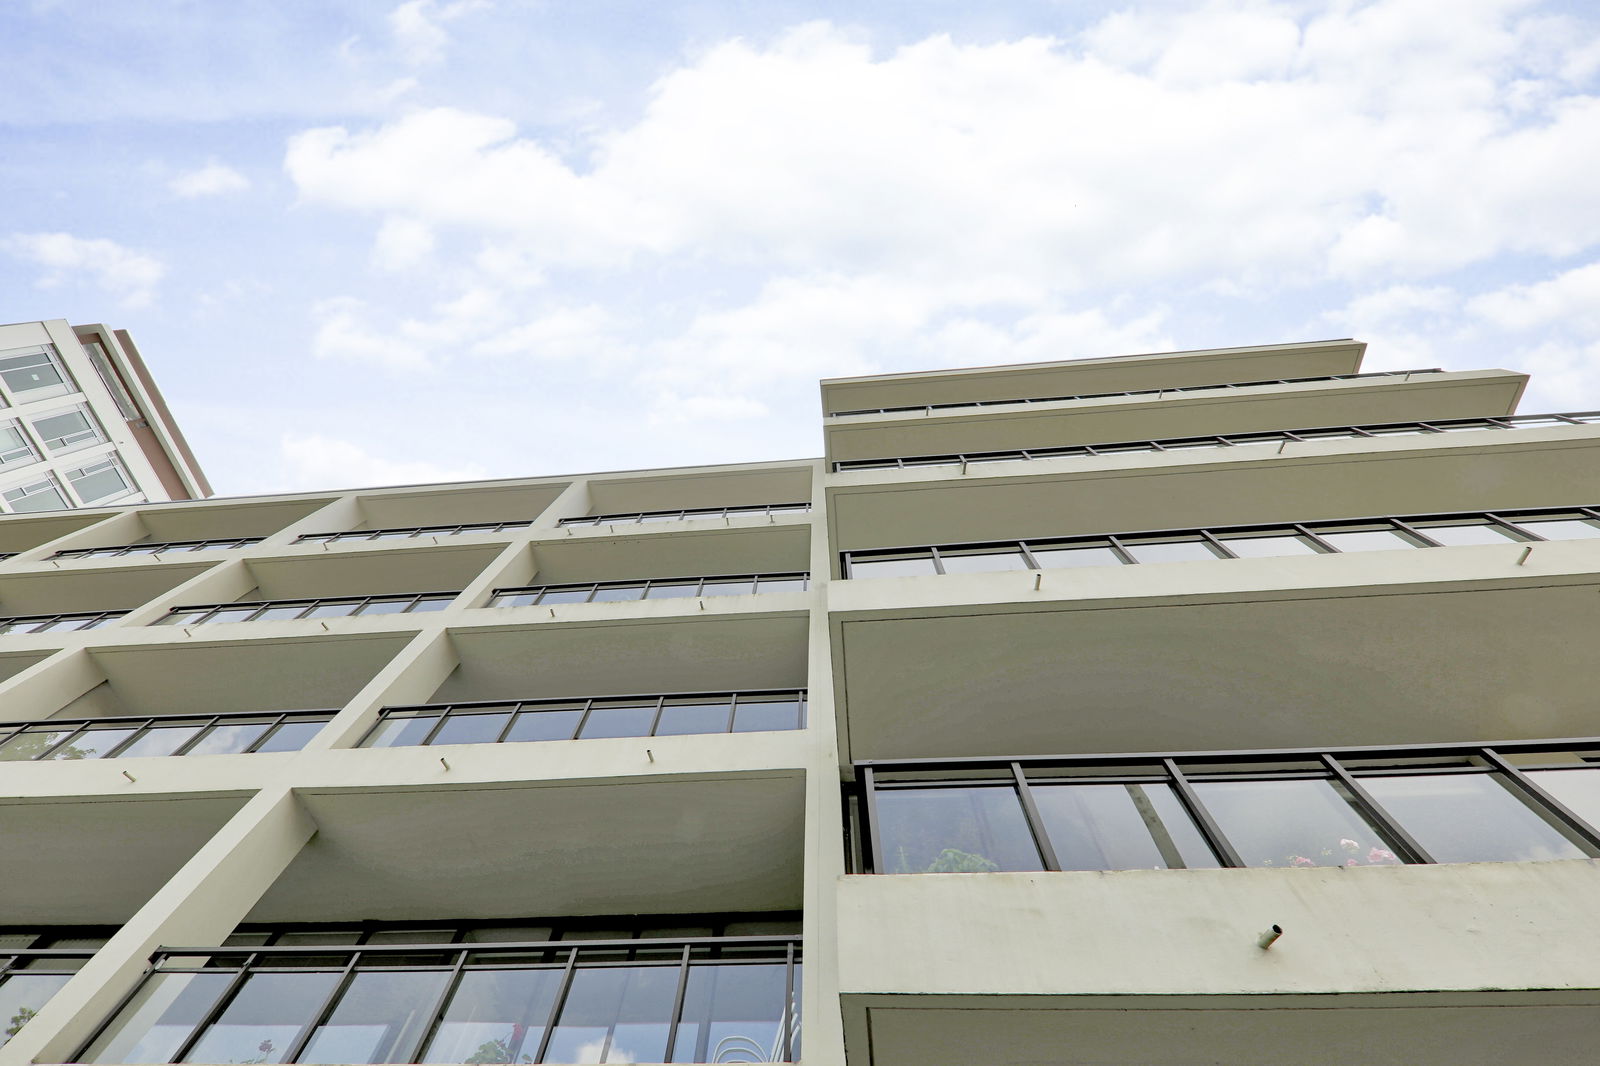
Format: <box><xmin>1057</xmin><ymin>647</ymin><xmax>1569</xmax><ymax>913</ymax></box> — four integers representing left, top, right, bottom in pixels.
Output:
<box><xmin>2</xmin><ymin>0</ymin><xmax>1598</xmax><ymax>496</ymax></box>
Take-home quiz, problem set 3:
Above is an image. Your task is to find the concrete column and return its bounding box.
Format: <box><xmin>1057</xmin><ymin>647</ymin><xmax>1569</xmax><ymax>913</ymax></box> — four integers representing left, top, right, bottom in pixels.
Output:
<box><xmin>527</xmin><ymin>478</ymin><xmax>591</xmax><ymax>531</ymax></box>
<box><xmin>0</xmin><ymin>648</ymin><xmax>103</xmax><ymax>724</ymax></box>
<box><xmin>114</xmin><ymin>558</ymin><xmax>254</xmax><ymax>629</ymax></box>
<box><xmin>6</xmin><ymin>512</ymin><xmax>141</xmax><ymax>565</ymax></box>
<box><xmin>309</xmin><ymin>628</ymin><xmax>460</xmax><ymax>751</ymax></box>
<box><xmin>257</xmin><ymin>494</ymin><xmax>363</xmax><ymax>549</ymax></box>
<box><xmin>1</xmin><ymin>786</ymin><xmax>316</xmax><ymax>1066</ymax></box>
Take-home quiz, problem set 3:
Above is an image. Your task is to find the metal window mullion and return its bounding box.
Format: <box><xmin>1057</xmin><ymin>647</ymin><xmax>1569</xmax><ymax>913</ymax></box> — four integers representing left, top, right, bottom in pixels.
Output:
<box><xmin>172</xmin><ymin>716</ymin><xmax>225</xmax><ymax>757</ymax></box>
<box><xmin>1484</xmin><ymin>513</ymin><xmax>1545</xmax><ymax>541</ymax></box>
<box><xmin>33</xmin><ymin>724</ymin><xmax>90</xmax><ymax>762</ymax></box>
<box><xmin>1320</xmin><ymin>755</ymin><xmax>1434</xmax><ymax>864</ymax></box>
<box><xmin>1011</xmin><ymin>762</ymin><xmax>1061</xmax><ymax>871</ymax></box>
<box><xmin>532</xmin><ymin>948</ymin><xmax>582</xmax><ymax>1064</ymax></box>
<box><xmin>492</xmin><ymin>705</ymin><xmax>521</xmax><ymax>744</ymax></box>
<box><xmin>571</xmin><ymin>699</ymin><xmax>598</xmax><ymax>740</ymax></box>
<box><xmin>646</xmin><ymin>697</ymin><xmax>667</xmax><ymax>737</ymax></box>
<box><xmin>70</xmin><ymin>959</ymin><xmax>168</xmax><ymax>1062</ymax></box>
<box><xmin>661</xmin><ymin>944</ymin><xmax>694</xmax><ymax>1062</ymax></box>
<box><xmin>403</xmin><ymin>950</ymin><xmax>469</xmax><ymax>1063</ymax></box>
<box><xmin>281</xmin><ymin>951</ymin><xmax>363</xmax><ymax>1063</ymax></box>
<box><xmin>927</xmin><ymin>547</ymin><xmax>948</xmax><ymax>575</ymax></box>
<box><xmin>781</xmin><ymin>940</ymin><xmax>796</xmax><ymax>1062</ymax></box>
<box><xmin>1196</xmin><ymin>530</ymin><xmax>1235</xmax><ymax>559</ymax></box>
<box><xmin>1161</xmin><ymin>759</ymin><xmax>1245</xmax><ymax>868</ymax></box>
<box><xmin>103</xmin><ymin>718</ymin><xmax>158</xmax><ymax>759</ymax></box>
<box><xmin>862</xmin><ymin>768</ymin><xmax>885</xmax><ymax>874</ymax></box>
<box><xmin>419</xmin><ymin>707</ymin><xmax>455</xmax><ymax>747</ymax></box>
<box><xmin>246</xmin><ymin>714</ymin><xmax>292</xmax><ymax>754</ymax></box>
<box><xmin>1292</xmin><ymin>524</ymin><xmax>1340</xmax><ymax>554</ymax></box>
<box><xmin>1482</xmin><ymin>748</ymin><xmax>1600</xmax><ymax>856</ymax></box>
<box><xmin>1016</xmin><ymin>543</ymin><xmax>1044</xmax><ymax>570</ymax></box>
<box><xmin>1103</xmin><ymin>535</ymin><xmax>1137</xmax><ymax>565</ymax></box>
<box><xmin>1389</xmin><ymin>518</ymin><xmax>1443</xmax><ymax>547</ymax></box>
<box><xmin>168</xmin><ymin>956</ymin><xmax>259</xmax><ymax>1064</ymax></box>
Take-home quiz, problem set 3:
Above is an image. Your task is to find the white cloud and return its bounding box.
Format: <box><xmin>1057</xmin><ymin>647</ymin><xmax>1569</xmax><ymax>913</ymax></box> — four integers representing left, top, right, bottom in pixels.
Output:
<box><xmin>1468</xmin><ymin>261</ymin><xmax>1600</xmax><ymax>334</ymax></box>
<box><xmin>310</xmin><ymin>296</ymin><xmax>429</xmax><ymax>369</ymax></box>
<box><xmin>390</xmin><ymin>0</ymin><xmax>489</xmax><ymax>66</ymax></box>
<box><xmin>168</xmin><ymin>161</ymin><xmax>250</xmax><ymax>198</ymax></box>
<box><xmin>280</xmin><ymin>432</ymin><xmax>489</xmax><ymax>490</ymax></box>
<box><xmin>3</xmin><ymin>231</ymin><xmax>165</xmax><ymax>307</ymax></box>
<box><xmin>371</xmin><ymin>216</ymin><xmax>436</xmax><ymax>271</ymax></box>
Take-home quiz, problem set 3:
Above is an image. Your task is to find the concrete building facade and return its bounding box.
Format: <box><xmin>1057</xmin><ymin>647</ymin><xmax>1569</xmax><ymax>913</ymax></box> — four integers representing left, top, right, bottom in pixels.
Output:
<box><xmin>1</xmin><ymin>338</ymin><xmax>1599</xmax><ymax>1065</ymax></box>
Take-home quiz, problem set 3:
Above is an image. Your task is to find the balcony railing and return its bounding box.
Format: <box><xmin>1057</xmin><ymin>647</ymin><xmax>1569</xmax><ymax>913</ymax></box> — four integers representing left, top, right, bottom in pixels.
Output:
<box><xmin>75</xmin><ymin>935</ymin><xmax>802</xmax><ymax>1064</ymax></box>
<box><xmin>295</xmin><ymin>521</ymin><xmax>532</xmax><ymax>545</ymax></box>
<box><xmin>0</xmin><ymin>709</ymin><xmax>335</xmax><ymax>762</ymax></box>
<box><xmin>53</xmin><ymin>537</ymin><xmax>264</xmax><ymax>559</ymax></box>
<box><xmin>853</xmin><ymin>737</ymin><xmax>1600</xmax><ymax>874</ymax></box>
<box><xmin>1</xmin><ymin>948</ymin><xmax>100</xmax><ymax>1049</ymax></box>
<box><xmin>559</xmin><ymin>504</ymin><xmax>812</xmax><ymax>527</ymax></box>
<box><xmin>158</xmin><ymin>592</ymin><xmax>458</xmax><ymax>626</ymax></box>
<box><xmin>842</xmin><ymin>504</ymin><xmax>1600</xmax><ymax>578</ymax></box>
<box><xmin>490</xmin><ymin>572</ymin><xmax>810</xmax><ymax>606</ymax></box>
<box><xmin>833</xmin><ymin>411</ymin><xmax>1600</xmax><ymax>472</ymax></box>
<box><xmin>360</xmin><ymin>689</ymin><xmax>808</xmax><ymax>747</ymax></box>
<box><xmin>0</xmin><ymin>610</ymin><xmax>127</xmax><ymax>635</ymax></box>
<box><xmin>827</xmin><ymin>368</ymin><xmax>1444</xmax><ymax>418</ymax></box>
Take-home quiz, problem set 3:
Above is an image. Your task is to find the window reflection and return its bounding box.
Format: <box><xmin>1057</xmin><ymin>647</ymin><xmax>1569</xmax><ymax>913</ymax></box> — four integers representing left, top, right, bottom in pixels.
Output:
<box><xmin>1032</xmin><ymin>783</ymin><xmax>1217</xmax><ymax>870</ymax></box>
<box><xmin>421</xmin><ymin>968</ymin><xmax>562</xmax><ymax>1064</ymax></box>
<box><xmin>875</xmin><ymin>786</ymin><xmax>1043</xmax><ymax>873</ymax></box>
<box><xmin>543</xmin><ymin>965</ymin><xmax>677</xmax><ymax>1064</ymax></box>
<box><xmin>1193</xmin><ymin>779</ymin><xmax>1401</xmax><ymax>868</ymax></box>
<box><xmin>1360</xmin><ymin>774</ymin><xmax>1589</xmax><ymax>863</ymax></box>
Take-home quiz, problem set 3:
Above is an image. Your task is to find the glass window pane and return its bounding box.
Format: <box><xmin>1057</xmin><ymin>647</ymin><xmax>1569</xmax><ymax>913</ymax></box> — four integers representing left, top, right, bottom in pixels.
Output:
<box><xmin>82</xmin><ymin>971</ymin><xmax>235</xmax><ymax>1064</ymax></box>
<box><xmin>0</xmin><ymin>728</ymin><xmax>75</xmax><ymax>761</ymax></box>
<box><xmin>1032</xmin><ymin>783</ymin><xmax>1216</xmax><ymax>871</ymax></box>
<box><xmin>46</xmin><ymin>726</ymin><xmax>136</xmax><ymax>760</ymax></box>
<box><xmin>577</xmin><ymin>703</ymin><xmax>657</xmax><ymax>740</ymax></box>
<box><xmin>185</xmin><ymin>970</ymin><xmax>342</xmax><ymax>1064</ymax></box>
<box><xmin>1215</xmin><ymin>534</ymin><xmax>1320</xmax><ymax>558</ymax></box>
<box><xmin>544</xmin><ymin>963</ymin><xmax>678</xmax><ymax>1065</ymax></box>
<box><xmin>355</xmin><ymin>599</ymin><xmax>411</xmax><ymax>616</ymax></box>
<box><xmin>732</xmin><ymin>697</ymin><xmax>803</xmax><ymax>733</ymax></box>
<box><xmin>116</xmin><ymin>725</ymin><xmax>204</xmax><ymax>759</ymax></box>
<box><xmin>205</xmin><ymin>606</ymin><xmax>262</xmax><ymax>624</ymax></box>
<box><xmin>1361</xmin><ymin>774</ymin><xmax>1588</xmax><ymax>863</ymax></box>
<box><xmin>1409</xmin><ymin>522</ymin><xmax>1524</xmax><ymax>546</ymax></box>
<box><xmin>68</xmin><ymin>462</ymin><xmax>131</xmax><ymax>502</ymax></box>
<box><xmin>1524</xmin><ymin>769</ymin><xmax>1600</xmax><ymax>831</ymax></box>
<box><xmin>0</xmin><ymin>972</ymin><xmax>73</xmax><ymax>1048</ymax></box>
<box><xmin>1313</xmin><ymin>527</ymin><xmax>1419</xmax><ymax>552</ymax></box>
<box><xmin>1509</xmin><ymin>516</ymin><xmax>1600</xmax><ymax>540</ymax></box>
<box><xmin>305</xmin><ymin>602</ymin><xmax>360</xmax><ymax>619</ymax></box>
<box><xmin>1193</xmin><ymin>778</ymin><xmax>1403</xmax><ymax>868</ymax></box>
<box><xmin>654</xmin><ymin>699</ymin><xmax>733</xmax><ymax>736</ymax></box>
<box><xmin>874</xmin><ymin>785</ymin><xmax>1043</xmax><ymax>873</ymax></box>
<box><xmin>670</xmin><ymin>962</ymin><xmax>791</xmax><ymax>1063</ymax></box>
<box><xmin>430</xmin><ymin>712</ymin><xmax>512</xmax><ymax>746</ymax></box>
<box><xmin>699</xmin><ymin>579</ymin><xmax>753</xmax><ymax>597</ymax></box>
<box><xmin>535</xmin><ymin>588</ymin><xmax>592</xmax><ymax>605</ymax></box>
<box><xmin>298</xmin><ymin>968</ymin><xmax>452</xmax><ymax>1064</ymax></box>
<box><xmin>847</xmin><ymin>555</ymin><xmax>937</xmax><ymax>579</ymax></box>
<box><xmin>0</xmin><ymin>351</ymin><xmax>68</xmax><ymax>396</ymax></box>
<box><xmin>186</xmin><ymin>722</ymin><xmax>273</xmax><ymax>756</ymax></box>
<box><xmin>938</xmin><ymin>550</ymin><xmax>1027</xmax><ymax>573</ymax></box>
<box><xmin>644</xmin><ymin>582</ymin><xmax>697</xmax><ymax>599</ymax></box>
<box><xmin>420</xmin><ymin>967</ymin><xmax>564</xmax><ymax>1064</ymax></box>
<box><xmin>254</xmin><ymin>720</ymin><xmax>325</xmax><ymax>753</ymax></box>
<box><xmin>1029</xmin><ymin>544</ymin><xmax>1124</xmax><ymax>569</ymax></box>
<box><xmin>754</xmin><ymin>576</ymin><xmax>807</xmax><ymax>594</ymax></box>
<box><xmin>503</xmin><ymin>709</ymin><xmax>584</xmax><ymax>743</ymax></box>
<box><xmin>1119</xmin><ymin>538</ymin><xmax>1224</xmax><ymax>564</ymax></box>
<box><xmin>361</xmin><ymin>715</ymin><xmax>444</xmax><ymax>749</ymax></box>
<box><xmin>590</xmin><ymin>585</ymin><xmax>645</xmax><ymax>602</ymax></box>
<box><xmin>409</xmin><ymin>596</ymin><xmax>453</xmax><ymax>613</ymax></box>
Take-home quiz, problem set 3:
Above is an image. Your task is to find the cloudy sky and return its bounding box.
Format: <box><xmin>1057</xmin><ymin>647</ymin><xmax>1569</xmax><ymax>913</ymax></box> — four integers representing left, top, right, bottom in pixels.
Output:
<box><xmin>2</xmin><ymin>0</ymin><xmax>1598</xmax><ymax>495</ymax></box>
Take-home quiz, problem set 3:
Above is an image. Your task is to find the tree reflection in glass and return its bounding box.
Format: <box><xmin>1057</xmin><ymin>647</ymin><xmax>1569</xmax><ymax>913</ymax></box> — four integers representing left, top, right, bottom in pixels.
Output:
<box><xmin>874</xmin><ymin>786</ymin><xmax>1043</xmax><ymax>873</ymax></box>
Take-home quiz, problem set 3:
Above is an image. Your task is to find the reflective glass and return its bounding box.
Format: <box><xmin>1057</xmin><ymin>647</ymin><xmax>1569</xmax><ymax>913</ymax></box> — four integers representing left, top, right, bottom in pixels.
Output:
<box><xmin>186</xmin><ymin>722</ymin><xmax>274</xmax><ymax>756</ymax></box>
<box><xmin>355</xmin><ymin>599</ymin><xmax>410</xmax><ymax>616</ymax></box>
<box><xmin>1029</xmin><ymin>544</ymin><xmax>1123</xmax><ymax>569</ymax></box>
<box><xmin>938</xmin><ymin>550</ymin><xmax>1027</xmax><ymax>573</ymax></box>
<box><xmin>544</xmin><ymin>963</ymin><xmax>678</xmax><ymax>1064</ymax></box>
<box><xmin>254</xmin><ymin>720</ymin><xmax>326</xmax><ymax>753</ymax></box>
<box><xmin>504</xmin><ymin>709</ymin><xmax>585</xmax><ymax>743</ymax></box>
<box><xmin>82</xmin><ymin>971</ymin><xmax>234</xmax><ymax>1064</ymax></box>
<box><xmin>420</xmin><ymin>967</ymin><xmax>563</xmax><ymax>1064</ymax></box>
<box><xmin>1361</xmin><ymin>774</ymin><xmax>1588</xmax><ymax>863</ymax></box>
<box><xmin>0</xmin><ymin>728</ymin><xmax>76</xmax><ymax>761</ymax></box>
<box><xmin>206</xmin><ymin>607</ymin><xmax>264</xmax><ymax>624</ymax></box>
<box><xmin>1508</xmin><ymin>516</ymin><xmax>1600</xmax><ymax>540</ymax></box>
<box><xmin>535</xmin><ymin>588</ymin><xmax>592</xmax><ymax>605</ymax></box>
<box><xmin>411</xmin><ymin>597</ymin><xmax>453</xmax><ymax>612</ymax></box>
<box><xmin>1409</xmin><ymin>522</ymin><xmax>1524</xmax><ymax>546</ymax></box>
<box><xmin>298</xmin><ymin>968</ymin><xmax>452</xmax><ymax>1064</ymax></box>
<box><xmin>1524</xmin><ymin>768</ymin><xmax>1600</xmax><ymax>831</ymax></box>
<box><xmin>430</xmin><ymin>712</ymin><xmax>512</xmax><ymax>746</ymax></box>
<box><xmin>1032</xmin><ymin>783</ymin><xmax>1217</xmax><ymax>870</ymax></box>
<box><xmin>755</xmin><ymin>576</ymin><xmax>808</xmax><ymax>594</ymax></box>
<box><xmin>590</xmin><ymin>585</ymin><xmax>645</xmax><ymax>602</ymax></box>
<box><xmin>732</xmin><ymin>698</ymin><xmax>803</xmax><ymax>733</ymax></box>
<box><xmin>699</xmin><ymin>579</ymin><xmax>753</xmax><ymax>597</ymax></box>
<box><xmin>0</xmin><ymin>972</ymin><xmax>72</xmax><ymax>1048</ymax></box>
<box><xmin>116</xmin><ymin>725</ymin><xmax>204</xmax><ymax>759</ymax></box>
<box><xmin>48</xmin><ymin>726</ymin><xmax>137</xmax><ymax>759</ymax></box>
<box><xmin>361</xmin><ymin>714</ymin><xmax>440</xmax><ymax>749</ymax></box>
<box><xmin>161</xmin><ymin>611</ymin><xmax>209</xmax><ymax>626</ymax></box>
<box><xmin>874</xmin><ymin>786</ymin><xmax>1043</xmax><ymax>873</ymax></box>
<box><xmin>654</xmin><ymin>699</ymin><xmax>732</xmax><ymax>735</ymax></box>
<box><xmin>1119</xmin><ymin>538</ymin><xmax>1223</xmax><ymax>564</ymax></box>
<box><xmin>305</xmin><ymin>602</ymin><xmax>360</xmax><ymax>619</ymax></box>
<box><xmin>577</xmin><ymin>702</ymin><xmax>657</xmax><ymax>739</ymax></box>
<box><xmin>847</xmin><ymin>555</ymin><xmax>937</xmax><ymax>579</ymax></box>
<box><xmin>1216</xmin><ymin>533</ymin><xmax>1320</xmax><ymax>558</ymax></box>
<box><xmin>1193</xmin><ymin>778</ymin><xmax>1402</xmax><ymax>868</ymax></box>
<box><xmin>1311</xmin><ymin>527</ymin><xmax>1418</xmax><ymax>552</ymax></box>
<box><xmin>644</xmin><ymin>583</ymin><xmax>697</xmax><ymax>599</ymax></box>
<box><xmin>184</xmin><ymin>970</ymin><xmax>342</xmax><ymax>1064</ymax></box>
<box><xmin>669</xmin><ymin>962</ymin><xmax>790</xmax><ymax>1063</ymax></box>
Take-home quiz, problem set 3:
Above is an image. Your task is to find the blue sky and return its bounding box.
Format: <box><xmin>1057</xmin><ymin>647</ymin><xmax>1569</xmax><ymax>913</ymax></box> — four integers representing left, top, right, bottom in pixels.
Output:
<box><xmin>3</xmin><ymin>0</ymin><xmax>1598</xmax><ymax>494</ymax></box>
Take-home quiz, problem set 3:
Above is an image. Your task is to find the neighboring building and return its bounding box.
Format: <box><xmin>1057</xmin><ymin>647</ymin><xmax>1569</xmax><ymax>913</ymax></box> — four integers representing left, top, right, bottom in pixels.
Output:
<box><xmin>0</xmin><ymin>319</ymin><xmax>211</xmax><ymax>519</ymax></box>
<box><xmin>1</xmin><ymin>338</ymin><xmax>1599</xmax><ymax>1065</ymax></box>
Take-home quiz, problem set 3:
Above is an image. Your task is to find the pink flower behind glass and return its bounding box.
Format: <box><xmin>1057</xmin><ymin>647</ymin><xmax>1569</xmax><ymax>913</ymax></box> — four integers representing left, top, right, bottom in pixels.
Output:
<box><xmin>1367</xmin><ymin>847</ymin><xmax>1398</xmax><ymax>864</ymax></box>
<box><xmin>1291</xmin><ymin>855</ymin><xmax>1315</xmax><ymax>867</ymax></box>
<box><xmin>1339</xmin><ymin>838</ymin><xmax>1360</xmax><ymax>852</ymax></box>
<box><xmin>1346</xmin><ymin>859</ymin><xmax>1359</xmax><ymax>867</ymax></box>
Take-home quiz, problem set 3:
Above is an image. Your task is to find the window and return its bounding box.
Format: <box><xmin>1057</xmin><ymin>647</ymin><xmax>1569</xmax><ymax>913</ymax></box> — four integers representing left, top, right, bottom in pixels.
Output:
<box><xmin>490</xmin><ymin>574</ymin><xmax>809</xmax><ymax>606</ymax></box>
<box><xmin>3</xmin><ymin>474</ymin><xmax>70</xmax><ymax>513</ymax></box>
<box><xmin>0</xmin><ymin>712</ymin><xmax>334</xmax><ymax>761</ymax></box>
<box><xmin>0</xmin><ymin>345</ymin><xmax>74</xmax><ymax>401</ymax></box>
<box><xmin>30</xmin><ymin>406</ymin><xmax>103</xmax><ymax>453</ymax></box>
<box><xmin>159</xmin><ymin>594</ymin><xmax>459</xmax><ymax>626</ymax></box>
<box><xmin>65</xmin><ymin>457</ymin><xmax>134</xmax><ymax>504</ymax></box>
<box><xmin>0</xmin><ymin>421</ymin><xmax>37</xmax><ymax>469</ymax></box>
